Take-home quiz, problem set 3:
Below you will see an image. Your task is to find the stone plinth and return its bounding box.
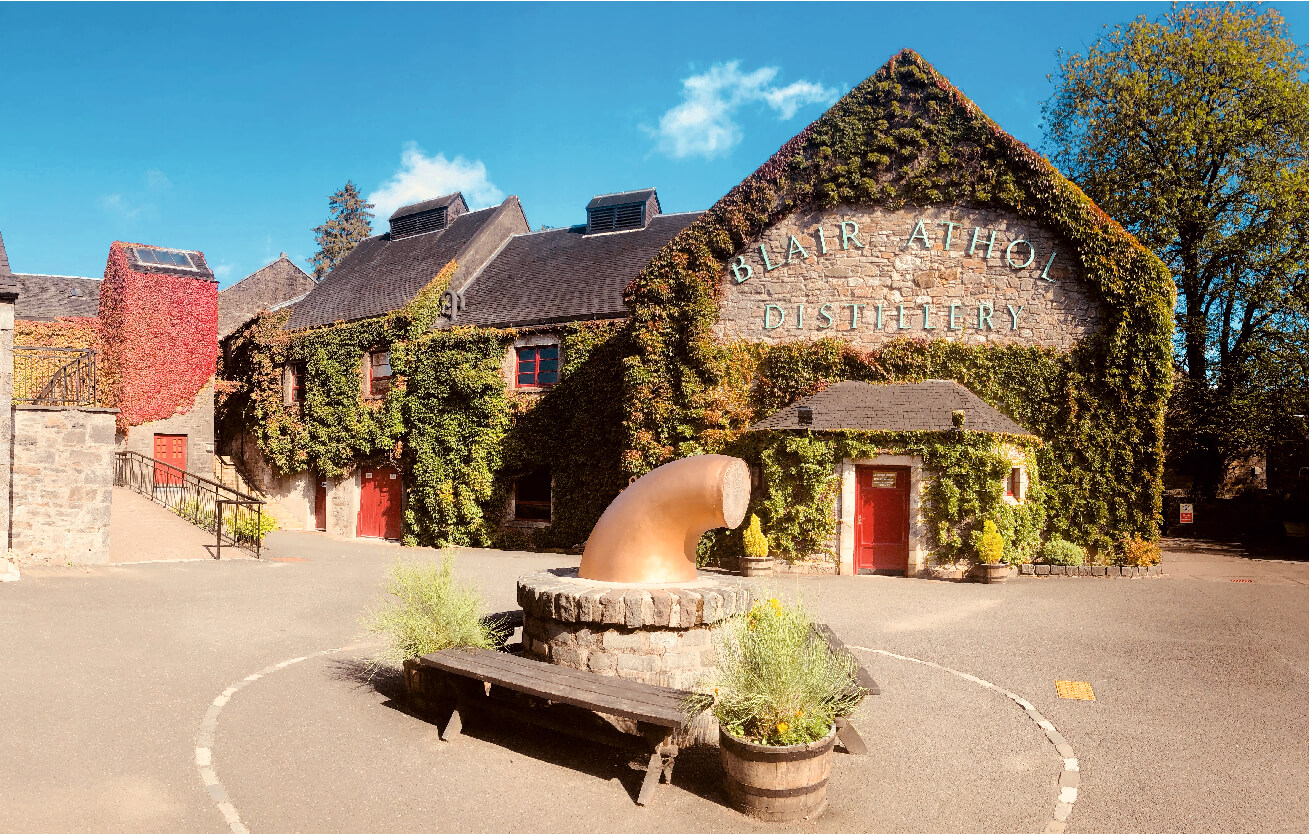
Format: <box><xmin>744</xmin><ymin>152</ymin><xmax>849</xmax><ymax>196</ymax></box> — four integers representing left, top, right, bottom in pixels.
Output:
<box><xmin>516</xmin><ymin>568</ymin><xmax>752</xmax><ymax>692</ymax></box>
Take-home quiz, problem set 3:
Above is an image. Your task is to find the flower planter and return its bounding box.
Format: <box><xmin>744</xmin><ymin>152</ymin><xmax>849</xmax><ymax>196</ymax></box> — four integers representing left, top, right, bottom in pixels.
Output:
<box><xmin>719</xmin><ymin>726</ymin><xmax>836</xmax><ymax>821</ymax></box>
<box><xmin>739</xmin><ymin>556</ymin><xmax>774</xmax><ymax>577</ymax></box>
<box><xmin>970</xmin><ymin>562</ymin><xmax>1011</xmax><ymax>584</ymax></box>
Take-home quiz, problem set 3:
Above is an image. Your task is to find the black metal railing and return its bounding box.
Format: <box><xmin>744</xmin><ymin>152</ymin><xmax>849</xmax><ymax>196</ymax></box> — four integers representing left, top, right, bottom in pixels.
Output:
<box><xmin>114</xmin><ymin>451</ymin><xmax>267</xmax><ymax>558</ymax></box>
<box><xmin>14</xmin><ymin>346</ymin><xmax>99</xmax><ymax>406</ymax></box>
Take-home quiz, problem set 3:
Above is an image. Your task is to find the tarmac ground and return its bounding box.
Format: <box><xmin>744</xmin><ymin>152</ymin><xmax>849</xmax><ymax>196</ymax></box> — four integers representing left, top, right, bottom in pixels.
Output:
<box><xmin>1</xmin><ymin>533</ymin><xmax>1305</xmax><ymax>834</ymax></box>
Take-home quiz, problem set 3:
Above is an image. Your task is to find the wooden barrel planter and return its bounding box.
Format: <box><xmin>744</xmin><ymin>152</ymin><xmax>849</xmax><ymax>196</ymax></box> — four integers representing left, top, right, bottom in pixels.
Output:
<box><xmin>970</xmin><ymin>562</ymin><xmax>1011</xmax><ymax>584</ymax></box>
<box><xmin>739</xmin><ymin>556</ymin><xmax>774</xmax><ymax>577</ymax></box>
<box><xmin>719</xmin><ymin>726</ymin><xmax>836</xmax><ymax>821</ymax></box>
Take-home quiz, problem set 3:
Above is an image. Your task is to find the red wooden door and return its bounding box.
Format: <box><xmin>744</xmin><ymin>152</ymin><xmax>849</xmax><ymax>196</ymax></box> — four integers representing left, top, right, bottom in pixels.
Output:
<box><xmin>855</xmin><ymin>466</ymin><xmax>909</xmax><ymax>574</ymax></box>
<box><xmin>314</xmin><ymin>475</ymin><xmax>327</xmax><ymax>531</ymax></box>
<box><xmin>153</xmin><ymin>434</ymin><xmax>187</xmax><ymax>485</ymax></box>
<box><xmin>358</xmin><ymin>464</ymin><xmax>402</xmax><ymax>539</ymax></box>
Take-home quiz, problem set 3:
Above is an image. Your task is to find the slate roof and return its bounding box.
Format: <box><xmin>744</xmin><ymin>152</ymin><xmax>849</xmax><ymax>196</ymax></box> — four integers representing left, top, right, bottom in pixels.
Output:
<box><xmin>0</xmin><ymin>230</ymin><xmax>15</xmax><ymax>300</ymax></box>
<box><xmin>285</xmin><ymin>200</ymin><xmax>516</xmax><ymax>331</ymax></box>
<box><xmin>218</xmin><ymin>254</ymin><xmax>316</xmax><ymax>338</ymax></box>
<box><xmin>750</xmin><ymin>380</ymin><xmax>1032</xmax><ymax>436</ymax></box>
<box><xmin>13</xmin><ymin>273</ymin><xmax>101</xmax><ymax>321</ymax></box>
<box><xmin>390</xmin><ymin>192</ymin><xmax>468</xmax><ymax>221</ymax></box>
<box><xmin>456</xmin><ymin>211</ymin><xmax>702</xmax><ymax>328</ymax></box>
<box><xmin>586</xmin><ymin>188</ymin><xmax>658</xmax><ymax>211</ymax></box>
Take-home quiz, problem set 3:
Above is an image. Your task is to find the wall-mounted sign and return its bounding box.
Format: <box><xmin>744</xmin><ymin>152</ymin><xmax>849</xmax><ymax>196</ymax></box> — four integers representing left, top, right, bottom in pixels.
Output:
<box><xmin>728</xmin><ymin>216</ymin><xmax>1060</xmax><ymax>287</ymax></box>
<box><xmin>870</xmin><ymin>472</ymin><xmax>898</xmax><ymax>488</ymax></box>
<box><xmin>713</xmin><ymin>206</ymin><xmax>1101</xmax><ymax>353</ymax></box>
<box><xmin>1179</xmin><ymin>503</ymin><xmax>1194</xmax><ymax>524</ymax></box>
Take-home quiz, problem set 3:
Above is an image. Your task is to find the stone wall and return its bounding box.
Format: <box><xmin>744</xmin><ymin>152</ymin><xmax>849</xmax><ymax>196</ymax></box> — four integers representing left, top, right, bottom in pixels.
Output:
<box><xmin>226</xmin><ymin>429</ymin><xmax>313</xmax><ymax>531</ymax></box>
<box><xmin>10</xmin><ymin>405</ymin><xmax>117</xmax><ymax>564</ymax></box>
<box><xmin>118</xmin><ymin>380</ymin><xmax>215</xmax><ymax>477</ymax></box>
<box><xmin>714</xmin><ymin>205</ymin><xmax>1102</xmax><ymax>351</ymax></box>
<box><xmin>0</xmin><ymin>299</ymin><xmax>13</xmax><ymax>559</ymax></box>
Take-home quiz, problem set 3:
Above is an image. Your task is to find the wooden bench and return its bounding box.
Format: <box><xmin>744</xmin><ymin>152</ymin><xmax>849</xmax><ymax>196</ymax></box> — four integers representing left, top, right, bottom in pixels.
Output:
<box><xmin>403</xmin><ymin>621</ymin><xmax>880</xmax><ymax>806</ymax></box>
<box><xmin>408</xmin><ymin>647</ymin><xmax>708</xmax><ymax>806</ymax></box>
<box><xmin>813</xmin><ymin>623</ymin><xmax>880</xmax><ymax>755</ymax></box>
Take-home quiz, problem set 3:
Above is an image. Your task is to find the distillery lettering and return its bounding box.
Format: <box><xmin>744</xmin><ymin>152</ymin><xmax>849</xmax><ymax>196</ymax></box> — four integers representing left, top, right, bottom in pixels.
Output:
<box><xmin>728</xmin><ymin>216</ymin><xmax>1059</xmax><ymax>284</ymax></box>
<box><xmin>762</xmin><ymin>301</ymin><xmax>1024</xmax><ymax>331</ymax></box>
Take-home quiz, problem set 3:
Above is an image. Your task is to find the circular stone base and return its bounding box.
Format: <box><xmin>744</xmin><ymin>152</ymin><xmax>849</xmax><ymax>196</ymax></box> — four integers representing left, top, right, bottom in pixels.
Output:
<box><xmin>516</xmin><ymin>568</ymin><xmax>752</xmax><ymax>693</ymax></box>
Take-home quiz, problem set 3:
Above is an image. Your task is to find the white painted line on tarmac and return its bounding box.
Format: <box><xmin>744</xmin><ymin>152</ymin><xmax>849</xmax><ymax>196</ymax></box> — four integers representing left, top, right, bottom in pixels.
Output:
<box><xmin>851</xmin><ymin>646</ymin><xmax>1080</xmax><ymax>834</ymax></box>
<box><xmin>194</xmin><ymin>644</ymin><xmax>365</xmax><ymax>834</ymax></box>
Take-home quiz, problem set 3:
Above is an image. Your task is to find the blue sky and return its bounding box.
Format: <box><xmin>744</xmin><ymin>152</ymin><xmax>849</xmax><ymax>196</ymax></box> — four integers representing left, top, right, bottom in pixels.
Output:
<box><xmin>1</xmin><ymin>2</ymin><xmax>1305</xmax><ymax>288</ymax></box>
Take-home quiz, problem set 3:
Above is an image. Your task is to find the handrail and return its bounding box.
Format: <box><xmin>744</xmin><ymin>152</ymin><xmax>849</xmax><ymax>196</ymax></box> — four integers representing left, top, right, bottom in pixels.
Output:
<box><xmin>14</xmin><ymin>346</ymin><xmax>99</xmax><ymax>406</ymax></box>
<box><xmin>113</xmin><ymin>450</ymin><xmax>266</xmax><ymax>558</ymax></box>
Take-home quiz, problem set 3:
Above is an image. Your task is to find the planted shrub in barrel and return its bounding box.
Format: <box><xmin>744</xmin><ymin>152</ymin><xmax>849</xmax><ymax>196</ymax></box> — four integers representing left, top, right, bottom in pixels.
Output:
<box><xmin>692</xmin><ymin>597</ymin><xmax>865</xmax><ymax>821</ymax></box>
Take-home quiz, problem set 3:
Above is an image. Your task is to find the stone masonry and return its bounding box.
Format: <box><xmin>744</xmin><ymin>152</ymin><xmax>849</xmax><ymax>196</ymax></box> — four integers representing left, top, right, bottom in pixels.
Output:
<box><xmin>117</xmin><ymin>380</ymin><xmax>216</xmax><ymax>478</ymax></box>
<box><xmin>715</xmin><ymin>205</ymin><xmax>1103</xmax><ymax>351</ymax></box>
<box><xmin>516</xmin><ymin>569</ymin><xmax>753</xmax><ymax>692</ymax></box>
<box><xmin>10</xmin><ymin>405</ymin><xmax>117</xmax><ymax>564</ymax></box>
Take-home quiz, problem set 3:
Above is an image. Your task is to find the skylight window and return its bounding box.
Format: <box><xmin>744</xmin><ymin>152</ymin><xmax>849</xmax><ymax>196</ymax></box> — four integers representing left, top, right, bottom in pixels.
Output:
<box><xmin>134</xmin><ymin>247</ymin><xmax>194</xmax><ymax>268</ymax></box>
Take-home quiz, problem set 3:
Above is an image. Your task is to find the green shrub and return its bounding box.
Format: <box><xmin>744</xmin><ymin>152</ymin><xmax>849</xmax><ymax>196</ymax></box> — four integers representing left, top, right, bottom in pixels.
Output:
<box><xmin>1041</xmin><ymin>537</ymin><xmax>1086</xmax><ymax>566</ymax></box>
<box><xmin>362</xmin><ymin>555</ymin><xmax>506</xmax><ymax>665</ymax></box>
<box><xmin>742</xmin><ymin>515</ymin><xmax>769</xmax><ymax>560</ymax></box>
<box><xmin>226</xmin><ymin>511</ymin><xmax>278</xmax><ymax>544</ymax></box>
<box><xmin>975</xmin><ymin>520</ymin><xmax>1004</xmax><ymax>565</ymax></box>
<box><xmin>694</xmin><ymin>597</ymin><xmax>865</xmax><ymax>746</ymax></box>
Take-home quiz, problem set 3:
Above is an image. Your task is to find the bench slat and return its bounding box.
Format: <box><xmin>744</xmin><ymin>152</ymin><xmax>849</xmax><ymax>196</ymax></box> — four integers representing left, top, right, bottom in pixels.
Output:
<box><xmin>418</xmin><ymin>648</ymin><xmax>692</xmax><ymax>727</ymax></box>
<box><xmin>426</xmin><ymin>648</ymin><xmax>693</xmax><ymax>709</ymax></box>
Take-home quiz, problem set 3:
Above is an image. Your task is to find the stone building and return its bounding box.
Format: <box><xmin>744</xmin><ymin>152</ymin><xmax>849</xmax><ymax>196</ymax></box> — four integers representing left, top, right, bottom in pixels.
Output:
<box><xmin>218</xmin><ymin>254</ymin><xmax>316</xmax><ymax>339</ymax></box>
<box><xmin>0</xmin><ymin>231</ymin><xmax>223</xmax><ymax>566</ymax></box>
<box><xmin>221</xmin><ymin>51</ymin><xmax>1174</xmax><ymax>572</ymax></box>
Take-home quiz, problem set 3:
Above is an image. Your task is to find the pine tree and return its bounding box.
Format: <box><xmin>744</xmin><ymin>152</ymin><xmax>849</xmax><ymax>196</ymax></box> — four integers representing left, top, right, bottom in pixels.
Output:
<box><xmin>308</xmin><ymin>180</ymin><xmax>375</xmax><ymax>280</ymax></box>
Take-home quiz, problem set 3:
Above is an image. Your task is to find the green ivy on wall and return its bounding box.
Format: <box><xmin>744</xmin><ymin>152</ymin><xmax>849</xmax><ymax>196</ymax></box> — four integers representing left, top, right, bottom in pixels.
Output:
<box><xmin>622</xmin><ymin>50</ymin><xmax>1175</xmax><ymax>559</ymax></box>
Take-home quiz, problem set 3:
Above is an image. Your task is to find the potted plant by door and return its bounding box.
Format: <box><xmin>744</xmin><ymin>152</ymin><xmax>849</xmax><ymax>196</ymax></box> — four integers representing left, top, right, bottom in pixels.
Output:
<box><xmin>738</xmin><ymin>514</ymin><xmax>774</xmax><ymax>577</ymax></box>
<box><xmin>692</xmin><ymin>598</ymin><xmax>865</xmax><ymax>821</ymax></box>
<box><xmin>969</xmin><ymin>520</ymin><xmax>1010</xmax><ymax>583</ymax></box>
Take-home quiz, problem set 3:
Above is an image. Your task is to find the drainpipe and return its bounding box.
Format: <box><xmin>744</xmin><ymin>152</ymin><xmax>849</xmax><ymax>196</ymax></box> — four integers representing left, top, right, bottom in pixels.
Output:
<box><xmin>579</xmin><ymin>454</ymin><xmax>750</xmax><ymax>584</ymax></box>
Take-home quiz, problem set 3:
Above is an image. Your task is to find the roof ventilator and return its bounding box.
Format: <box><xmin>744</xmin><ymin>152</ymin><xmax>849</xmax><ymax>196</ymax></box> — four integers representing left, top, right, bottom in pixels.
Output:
<box><xmin>797</xmin><ymin>405</ymin><xmax>814</xmax><ymax>426</ymax></box>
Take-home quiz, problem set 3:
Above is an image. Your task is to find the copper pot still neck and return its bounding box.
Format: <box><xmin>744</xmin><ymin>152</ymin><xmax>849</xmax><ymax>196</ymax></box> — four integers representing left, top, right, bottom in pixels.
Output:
<box><xmin>578</xmin><ymin>454</ymin><xmax>751</xmax><ymax>584</ymax></box>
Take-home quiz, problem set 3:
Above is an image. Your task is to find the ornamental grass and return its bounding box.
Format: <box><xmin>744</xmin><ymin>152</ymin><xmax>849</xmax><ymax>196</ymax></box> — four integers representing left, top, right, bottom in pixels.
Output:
<box><xmin>696</xmin><ymin>597</ymin><xmax>864</xmax><ymax>746</ymax></box>
<box><xmin>363</xmin><ymin>555</ymin><xmax>505</xmax><ymax>666</ymax></box>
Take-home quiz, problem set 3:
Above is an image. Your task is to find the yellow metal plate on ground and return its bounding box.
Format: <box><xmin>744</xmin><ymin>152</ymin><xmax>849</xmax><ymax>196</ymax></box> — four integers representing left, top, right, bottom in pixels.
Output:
<box><xmin>1055</xmin><ymin>680</ymin><xmax>1095</xmax><ymax>700</ymax></box>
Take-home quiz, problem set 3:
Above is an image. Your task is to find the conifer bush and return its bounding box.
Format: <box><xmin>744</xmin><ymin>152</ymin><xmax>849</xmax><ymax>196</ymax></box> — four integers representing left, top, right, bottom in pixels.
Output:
<box><xmin>742</xmin><ymin>514</ymin><xmax>769</xmax><ymax>560</ymax></box>
<box><xmin>975</xmin><ymin>520</ymin><xmax>1005</xmax><ymax>565</ymax></box>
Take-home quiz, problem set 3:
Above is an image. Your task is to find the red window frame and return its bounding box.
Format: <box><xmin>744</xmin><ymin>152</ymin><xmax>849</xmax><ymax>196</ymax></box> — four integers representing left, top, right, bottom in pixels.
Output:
<box><xmin>289</xmin><ymin>364</ymin><xmax>305</xmax><ymax>406</ymax></box>
<box><xmin>368</xmin><ymin>350</ymin><xmax>392</xmax><ymax>397</ymax></box>
<box><xmin>1006</xmin><ymin>467</ymin><xmax>1022</xmax><ymax>500</ymax></box>
<box><xmin>515</xmin><ymin>344</ymin><xmax>559</xmax><ymax>388</ymax></box>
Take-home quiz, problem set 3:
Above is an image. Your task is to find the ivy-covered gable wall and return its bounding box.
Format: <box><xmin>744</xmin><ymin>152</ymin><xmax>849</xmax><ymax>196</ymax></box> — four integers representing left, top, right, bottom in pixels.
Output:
<box><xmin>620</xmin><ymin>50</ymin><xmax>1175</xmax><ymax>559</ymax></box>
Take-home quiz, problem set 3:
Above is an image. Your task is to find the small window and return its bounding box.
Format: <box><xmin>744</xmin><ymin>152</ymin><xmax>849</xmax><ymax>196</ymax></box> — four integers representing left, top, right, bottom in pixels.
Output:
<box><xmin>1005</xmin><ymin>467</ymin><xmax>1023</xmax><ymax>501</ymax></box>
<box><xmin>288</xmin><ymin>364</ymin><xmax>305</xmax><ymax>406</ymax></box>
<box><xmin>134</xmin><ymin>247</ymin><xmax>194</xmax><ymax>268</ymax></box>
<box><xmin>515</xmin><ymin>345</ymin><xmax>559</xmax><ymax>388</ymax></box>
<box><xmin>368</xmin><ymin>350</ymin><xmax>392</xmax><ymax>397</ymax></box>
<box><xmin>514</xmin><ymin>469</ymin><xmax>551</xmax><ymax>521</ymax></box>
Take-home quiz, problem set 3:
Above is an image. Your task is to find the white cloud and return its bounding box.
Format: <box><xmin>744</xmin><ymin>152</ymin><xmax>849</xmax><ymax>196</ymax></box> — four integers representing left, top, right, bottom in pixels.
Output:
<box><xmin>213</xmin><ymin>263</ymin><xmax>235</xmax><ymax>281</ymax></box>
<box><xmin>145</xmin><ymin>169</ymin><xmax>171</xmax><ymax>191</ymax></box>
<box><xmin>368</xmin><ymin>144</ymin><xmax>504</xmax><ymax>220</ymax></box>
<box><xmin>98</xmin><ymin>193</ymin><xmax>141</xmax><ymax>220</ymax></box>
<box><xmin>652</xmin><ymin>62</ymin><xmax>838</xmax><ymax>159</ymax></box>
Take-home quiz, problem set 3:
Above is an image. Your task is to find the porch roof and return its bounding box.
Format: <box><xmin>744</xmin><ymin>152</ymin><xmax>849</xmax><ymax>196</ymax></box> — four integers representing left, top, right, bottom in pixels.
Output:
<box><xmin>749</xmin><ymin>380</ymin><xmax>1033</xmax><ymax>437</ymax></box>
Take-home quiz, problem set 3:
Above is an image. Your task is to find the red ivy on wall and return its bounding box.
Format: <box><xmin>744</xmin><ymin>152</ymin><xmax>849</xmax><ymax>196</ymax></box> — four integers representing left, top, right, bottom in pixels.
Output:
<box><xmin>100</xmin><ymin>242</ymin><xmax>217</xmax><ymax>430</ymax></box>
<box><xmin>14</xmin><ymin>317</ymin><xmax>102</xmax><ymax>351</ymax></box>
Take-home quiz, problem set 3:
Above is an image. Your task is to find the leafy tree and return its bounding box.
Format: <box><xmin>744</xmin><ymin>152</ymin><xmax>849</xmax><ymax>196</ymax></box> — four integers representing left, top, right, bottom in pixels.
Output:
<box><xmin>309</xmin><ymin>180</ymin><xmax>375</xmax><ymax>280</ymax></box>
<box><xmin>1043</xmin><ymin>3</ymin><xmax>1308</xmax><ymax>496</ymax></box>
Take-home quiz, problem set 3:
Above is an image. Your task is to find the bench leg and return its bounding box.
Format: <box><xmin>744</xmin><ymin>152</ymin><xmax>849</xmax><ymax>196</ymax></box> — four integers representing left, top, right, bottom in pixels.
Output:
<box><xmin>660</xmin><ymin>748</ymin><xmax>677</xmax><ymax>784</ymax></box>
<box><xmin>636</xmin><ymin>751</ymin><xmax>664</xmax><ymax>807</ymax></box>
<box><xmin>835</xmin><ymin>717</ymin><xmax>868</xmax><ymax>755</ymax></box>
